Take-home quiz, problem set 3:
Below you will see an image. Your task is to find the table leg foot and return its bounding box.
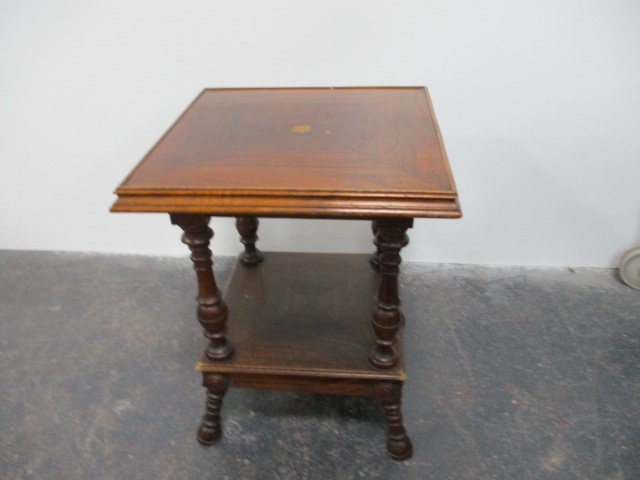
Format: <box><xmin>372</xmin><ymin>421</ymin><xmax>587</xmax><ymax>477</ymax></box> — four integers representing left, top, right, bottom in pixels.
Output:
<box><xmin>236</xmin><ymin>216</ymin><xmax>264</xmax><ymax>266</ymax></box>
<box><xmin>376</xmin><ymin>382</ymin><xmax>413</xmax><ymax>461</ymax></box>
<box><xmin>197</xmin><ymin>374</ymin><xmax>229</xmax><ymax>445</ymax></box>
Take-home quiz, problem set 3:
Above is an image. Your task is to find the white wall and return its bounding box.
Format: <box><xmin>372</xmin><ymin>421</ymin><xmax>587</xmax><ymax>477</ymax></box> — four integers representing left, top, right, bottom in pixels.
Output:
<box><xmin>1</xmin><ymin>1</ymin><xmax>639</xmax><ymax>267</ymax></box>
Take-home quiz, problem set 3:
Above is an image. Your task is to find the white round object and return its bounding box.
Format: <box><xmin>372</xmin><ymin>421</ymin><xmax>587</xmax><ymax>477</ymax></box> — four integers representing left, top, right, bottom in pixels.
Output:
<box><xmin>619</xmin><ymin>246</ymin><xmax>640</xmax><ymax>290</ymax></box>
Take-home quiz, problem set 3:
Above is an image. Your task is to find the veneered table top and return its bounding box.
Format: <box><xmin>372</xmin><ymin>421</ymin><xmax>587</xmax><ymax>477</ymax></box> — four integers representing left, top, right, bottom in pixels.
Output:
<box><xmin>111</xmin><ymin>87</ymin><xmax>460</xmax><ymax>218</ymax></box>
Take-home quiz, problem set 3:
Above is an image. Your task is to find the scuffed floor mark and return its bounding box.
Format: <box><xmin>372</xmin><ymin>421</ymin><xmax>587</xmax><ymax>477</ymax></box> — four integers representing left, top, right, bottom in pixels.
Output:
<box><xmin>539</xmin><ymin>439</ymin><xmax>571</xmax><ymax>473</ymax></box>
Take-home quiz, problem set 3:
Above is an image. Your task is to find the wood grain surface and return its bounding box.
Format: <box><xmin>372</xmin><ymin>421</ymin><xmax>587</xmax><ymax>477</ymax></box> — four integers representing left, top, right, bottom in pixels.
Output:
<box><xmin>111</xmin><ymin>87</ymin><xmax>460</xmax><ymax>219</ymax></box>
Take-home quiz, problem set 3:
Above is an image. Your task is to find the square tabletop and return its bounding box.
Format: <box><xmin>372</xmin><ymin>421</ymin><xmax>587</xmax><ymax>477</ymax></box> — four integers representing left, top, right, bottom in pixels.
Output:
<box><xmin>111</xmin><ymin>87</ymin><xmax>461</xmax><ymax>219</ymax></box>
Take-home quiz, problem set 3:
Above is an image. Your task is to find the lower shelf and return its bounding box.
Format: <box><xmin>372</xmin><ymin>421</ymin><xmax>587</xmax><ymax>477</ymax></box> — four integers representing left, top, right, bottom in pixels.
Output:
<box><xmin>196</xmin><ymin>252</ymin><xmax>405</xmax><ymax>390</ymax></box>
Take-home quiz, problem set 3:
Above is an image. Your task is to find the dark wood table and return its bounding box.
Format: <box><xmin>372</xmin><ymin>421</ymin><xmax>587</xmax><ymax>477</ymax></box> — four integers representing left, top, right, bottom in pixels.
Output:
<box><xmin>111</xmin><ymin>87</ymin><xmax>461</xmax><ymax>460</ymax></box>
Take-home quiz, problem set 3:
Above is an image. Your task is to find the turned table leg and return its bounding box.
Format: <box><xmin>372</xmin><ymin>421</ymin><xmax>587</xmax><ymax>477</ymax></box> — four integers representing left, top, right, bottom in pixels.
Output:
<box><xmin>235</xmin><ymin>216</ymin><xmax>264</xmax><ymax>266</ymax></box>
<box><xmin>369</xmin><ymin>218</ymin><xmax>412</xmax><ymax>369</ymax></box>
<box><xmin>170</xmin><ymin>214</ymin><xmax>233</xmax><ymax>361</ymax></box>
<box><xmin>370</xmin><ymin>220</ymin><xmax>382</xmax><ymax>271</ymax></box>
<box><xmin>197</xmin><ymin>373</ymin><xmax>230</xmax><ymax>444</ymax></box>
<box><xmin>375</xmin><ymin>382</ymin><xmax>413</xmax><ymax>460</ymax></box>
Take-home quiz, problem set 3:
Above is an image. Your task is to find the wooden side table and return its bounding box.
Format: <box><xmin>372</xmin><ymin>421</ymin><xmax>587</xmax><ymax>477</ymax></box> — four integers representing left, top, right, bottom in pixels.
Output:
<box><xmin>111</xmin><ymin>87</ymin><xmax>461</xmax><ymax>460</ymax></box>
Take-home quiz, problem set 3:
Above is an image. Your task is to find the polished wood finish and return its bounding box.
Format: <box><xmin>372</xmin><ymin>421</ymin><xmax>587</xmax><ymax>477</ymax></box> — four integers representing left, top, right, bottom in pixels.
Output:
<box><xmin>196</xmin><ymin>253</ymin><xmax>405</xmax><ymax>380</ymax></box>
<box><xmin>111</xmin><ymin>87</ymin><xmax>462</xmax><ymax>460</ymax></box>
<box><xmin>375</xmin><ymin>382</ymin><xmax>413</xmax><ymax>460</ymax></box>
<box><xmin>370</xmin><ymin>220</ymin><xmax>383</xmax><ymax>271</ymax></box>
<box><xmin>170</xmin><ymin>214</ymin><xmax>233</xmax><ymax>361</ymax></box>
<box><xmin>235</xmin><ymin>216</ymin><xmax>263</xmax><ymax>266</ymax></box>
<box><xmin>197</xmin><ymin>373</ymin><xmax>230</xmax><ymax>445</ymax></box>
<box><xmin>195</xmin><ymin>253</ymin><xmax>410</xmax><ymax>458</ymax></box>
<box><xmin>369</xmin><ymin>218</ymin><xmax>412</xmax><ymax>369</ymax></box>
<box><xmin>111</xmin><ymin>87</ymin><xmax>460</xmax><ymax>219</ymax></box>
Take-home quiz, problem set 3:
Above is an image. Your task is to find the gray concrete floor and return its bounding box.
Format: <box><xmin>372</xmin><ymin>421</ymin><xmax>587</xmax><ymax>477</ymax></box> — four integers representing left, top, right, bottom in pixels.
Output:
<box><xmin>0</xmin><ymin>250</ymin><xmax>638</xmax><ymax>479</ymax></box>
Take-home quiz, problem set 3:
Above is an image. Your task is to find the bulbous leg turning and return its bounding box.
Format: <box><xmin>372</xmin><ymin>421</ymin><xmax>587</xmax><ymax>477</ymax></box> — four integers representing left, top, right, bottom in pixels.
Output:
<box><xmin>170</xmin><ymin>214</ymin><xmax>234</xmax><ymax>361</ymax></box>
<box><xmin>197</xmin><ymin>374</ymin><xmax>230</xmax><ymax>445</ymax></box>
<box><xmin>369</xmin><ymin>218</ymin><xmax>412</xmax><ymax>369</ymax></box>
<box><xmin>236</xmin><ymin>216</ymin><xmax>264</xmax><ymax>266</ymax></box>
<box><xmin>375</xmin><ymin>382</ymin><xmax>413</xmax><ymax>460</ymax></box>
